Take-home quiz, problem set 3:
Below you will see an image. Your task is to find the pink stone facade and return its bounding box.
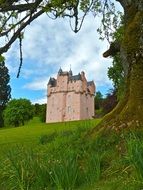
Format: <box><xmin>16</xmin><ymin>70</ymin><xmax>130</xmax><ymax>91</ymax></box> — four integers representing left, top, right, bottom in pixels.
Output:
<box><xmin>46</xmin><ymin>69</ymin><xmax>95</xmax><ymax>123</ymax></box>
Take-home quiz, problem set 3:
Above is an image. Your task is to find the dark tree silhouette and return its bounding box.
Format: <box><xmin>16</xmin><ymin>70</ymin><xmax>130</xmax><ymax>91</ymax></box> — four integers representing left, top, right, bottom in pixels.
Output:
<box><xmin>102</xmin><ymin>89</ymin><xmax>118</xmax><ymax>115</ymax></box>
<box><xmin>0</xmin><ymin>59</ymin><xmax>11</xmax><ymax>127</ymax></box>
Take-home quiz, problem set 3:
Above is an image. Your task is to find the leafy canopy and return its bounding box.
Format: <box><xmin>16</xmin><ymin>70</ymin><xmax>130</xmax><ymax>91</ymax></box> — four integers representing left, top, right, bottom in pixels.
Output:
<box><xmin>4</xmin><ymin>98</ymin><xmax>34</xmax><ymax>127</ymax></box>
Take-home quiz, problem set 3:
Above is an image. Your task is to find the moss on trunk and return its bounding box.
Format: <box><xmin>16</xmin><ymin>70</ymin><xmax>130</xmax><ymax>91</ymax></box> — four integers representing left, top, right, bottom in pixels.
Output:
<box><xmin>95</xmin><ymin>6</ymin><xmax>143</xmax><ymax>131</ymax></box>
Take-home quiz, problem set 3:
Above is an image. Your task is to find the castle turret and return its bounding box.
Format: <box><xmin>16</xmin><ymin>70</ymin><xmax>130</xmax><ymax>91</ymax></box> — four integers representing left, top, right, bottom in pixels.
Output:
<box><xmin>69</xmin><ymin>68</ymin><xmax>73</xmax><ymax>78</ymax></box>
<box><xmin>87</xmin><ymin>81</ymin><xmax>96</xmax><ymax>95</ymax></box>
<box><xmin>58</xmin><ymin>68</ymin><xmax>63</xmax><ymax>75</ymax></box>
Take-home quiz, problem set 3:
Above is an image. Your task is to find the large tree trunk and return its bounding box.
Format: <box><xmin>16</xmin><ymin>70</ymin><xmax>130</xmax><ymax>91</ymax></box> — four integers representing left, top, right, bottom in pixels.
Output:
<box><xmin>99</xmin><ymin>2</ymin><xmax>143</xmax><ymax>129</ymax></box>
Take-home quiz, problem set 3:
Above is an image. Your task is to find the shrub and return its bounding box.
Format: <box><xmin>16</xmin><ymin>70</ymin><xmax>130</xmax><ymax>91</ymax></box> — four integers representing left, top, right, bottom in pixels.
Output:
<box><xmin>4</xmin><ymin>98</ymin><xmax>34</xmax><ymax>127</ymax></box>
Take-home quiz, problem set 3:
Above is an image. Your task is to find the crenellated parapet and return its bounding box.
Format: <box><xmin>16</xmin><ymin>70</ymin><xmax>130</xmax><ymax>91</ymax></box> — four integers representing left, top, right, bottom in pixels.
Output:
<box><xmin>47</xmin><ymin>68</ymin><xmax>95</xmax><ymax>97</ymax></box>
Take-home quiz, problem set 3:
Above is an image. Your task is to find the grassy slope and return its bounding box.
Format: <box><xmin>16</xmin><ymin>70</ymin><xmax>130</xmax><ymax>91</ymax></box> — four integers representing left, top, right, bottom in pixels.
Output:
<box><xmin>0</xmin><ymin>117</ymin><xmax>143</xmax><ymax>190</ymax></box>
<box><xmin>0</xmin><ymin>117</ymin><xmax>101</xmax><ymax>190</ymax></box>
<box><xmin>0</xmin><ymin>117</ymin><xmax>100</xmax><ymax>145</ymax></box>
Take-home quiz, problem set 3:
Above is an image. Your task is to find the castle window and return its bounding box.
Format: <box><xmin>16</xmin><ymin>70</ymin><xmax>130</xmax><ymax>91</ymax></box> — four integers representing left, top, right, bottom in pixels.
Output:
<box><xmin>52</xmin><ymin>97</ymin><xmax>54</xmax><ymax>106</ymax></box>
<box><xmin>86</xmin><ymin>107</ymin><xmax>88</xmax><ymax>115</ymax></box>
<box><xmin>68</xmin><ymin>106</ymin><xmax>71</xmax><ymax>113</ymax></box>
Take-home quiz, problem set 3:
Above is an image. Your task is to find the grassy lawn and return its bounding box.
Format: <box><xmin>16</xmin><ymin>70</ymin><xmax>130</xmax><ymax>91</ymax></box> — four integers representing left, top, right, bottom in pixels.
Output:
<box><xmin>0</xmin><ymin>117</ymin><xmax>101</xmax><ymax>145</ymax></box>
<box><xmin>0</xmin><ymin>117</ymin><xmax>143</xmax><ymax>190</ymax></box>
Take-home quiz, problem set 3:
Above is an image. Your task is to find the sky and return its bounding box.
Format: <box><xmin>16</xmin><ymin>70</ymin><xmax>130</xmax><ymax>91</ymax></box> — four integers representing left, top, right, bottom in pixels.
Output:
<box><xmin>5</xmin><ymin>2</ymin><xmax>122</xmax><ymax>104</ymax></box>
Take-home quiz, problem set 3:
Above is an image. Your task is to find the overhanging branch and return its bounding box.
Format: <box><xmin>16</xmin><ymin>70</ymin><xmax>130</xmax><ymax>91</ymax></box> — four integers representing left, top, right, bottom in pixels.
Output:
<box><xmin>0</xmin><ymin>0</ymin><xmax>43</xmax><ymax>12</ymax></box>
<box><xmin>0</xmin><ymin>9</ymin><xmax>45</xmax><ymax>54</ymax></box>
<box><xmin>103</xmin><ymin>41</ymin><xmax>120</xmax><ymax>57</ymax></box>
<box><xmin>0</xmin><ymin>13</ymin><xmax>30</xmax><ymax>37</ymax></box>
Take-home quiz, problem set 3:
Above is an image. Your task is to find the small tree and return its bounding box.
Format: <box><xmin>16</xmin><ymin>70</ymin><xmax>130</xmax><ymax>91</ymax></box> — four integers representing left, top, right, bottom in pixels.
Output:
<box><xmin>0</xmin><ymin>58</ymin><xmax>11</xmax><ymax>127</ymax></box>
<box><xmin>4</xmin><ymin>99</ymin><xmax>34</xmax><ymax>127</ymax></box>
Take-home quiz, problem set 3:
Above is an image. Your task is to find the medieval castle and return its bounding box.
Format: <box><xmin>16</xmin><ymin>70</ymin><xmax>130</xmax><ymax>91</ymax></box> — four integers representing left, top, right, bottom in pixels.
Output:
<box><xmin>46</xmin><ymin>68</ymin><xmax>95</xmax><ymax>123</ymax></box>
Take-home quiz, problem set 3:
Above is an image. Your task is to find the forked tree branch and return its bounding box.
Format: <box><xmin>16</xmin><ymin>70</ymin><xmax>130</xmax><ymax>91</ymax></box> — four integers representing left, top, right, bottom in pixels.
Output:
<box><xmin>0</xmin><ymin>13</ymin><xmax>30</xmax><ymax>37</ymax></box>
<box><xmin>0</xmin><ymin>9</ymin><xmax>45</xmax><ymax>54</ymax></box>
<box><xmin>0</xmin><ymin>0</ymin><xmax>43</xmax><ymax>12</ymax></box>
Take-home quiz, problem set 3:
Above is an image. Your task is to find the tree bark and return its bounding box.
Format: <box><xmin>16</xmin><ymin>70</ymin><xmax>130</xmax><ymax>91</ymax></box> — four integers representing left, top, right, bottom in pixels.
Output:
<box><xmin>99</xmin><ymin>1</ymin><xmax>143</xmax><ymax>129</ymax></box>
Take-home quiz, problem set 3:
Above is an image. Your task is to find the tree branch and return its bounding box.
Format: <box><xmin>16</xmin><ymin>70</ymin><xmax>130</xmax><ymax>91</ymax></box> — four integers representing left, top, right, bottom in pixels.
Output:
<box><xmin>0</xmin><ymin>0</ymin><xmax>43</xmax><ymax>12</ymax></box>
<box><xmin>0</xmin><ymin>13</ymin><xmax>30</xmax><ymax>37</ymax></box>
<box><xmin>103</xmin><ymin>41</ymin><xmax>120</xmax><ymax>57</ymax></box>
<box><xmin>0</xmin><ymin>9</ymin><xmax>45</xmax><ymax>54</ymax></box>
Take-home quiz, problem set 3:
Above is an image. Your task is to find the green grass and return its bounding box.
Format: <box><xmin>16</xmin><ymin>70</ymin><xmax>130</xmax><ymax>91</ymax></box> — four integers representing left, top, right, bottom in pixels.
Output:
<box><xmin>0</xmin><ymin>117</ymin><xmax>143</xmax><ymax>189</ymax></box>
<box><xmin>0</xmin><ymin>117</ymin><xmax>102</xmax><ymax>190</ymax></box>
<box><xmin>0</xmin><ymin>117</ymin><xmax>101</xmax><ymax>145</ymax></box>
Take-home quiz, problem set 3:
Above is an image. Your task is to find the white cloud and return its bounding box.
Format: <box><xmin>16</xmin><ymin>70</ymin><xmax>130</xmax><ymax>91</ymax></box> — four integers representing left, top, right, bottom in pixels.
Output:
<box><xmin>32</xmin><ymin>97</ymin><xmax>47</xmax><ymax>104</ymax></box>
<box><xmin>23</xmin><ymin>76</ymin><xmax>49</xmax><ymax>90</ymax></box>
<box><xmin>6</xmin><ymin>11</ymin><xmax>115</xmax><ymax>104</ymax></box>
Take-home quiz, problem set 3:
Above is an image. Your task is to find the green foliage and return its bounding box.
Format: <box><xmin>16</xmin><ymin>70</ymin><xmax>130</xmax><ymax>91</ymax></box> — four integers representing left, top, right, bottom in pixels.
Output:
<box><xmin>94</xmin><ymin>90</ymin><xmax>118</xmax><ymax>116</ymax></box>
<box><xmin>102</xmin><ymin>89</ymin><xmax>118</xmax><ymax>114</ymax></box>
<box><xmin>113</xmin><ymin>25</ymin><xmax>124</xmax><ymax>42</ymax></box>
<box><xmin>34</xmin><ymin>103</ymin><xmax>46</xmax><ymax>122</ymax></box>
<box><xmin>95</xmin><ymin>1</ymin><xmax>123</xmax><ymax>41</ymax></box>
<box><xmin>108</xmin><ymin>55</ymin><xmax>125</xmax><ymax>99</ymax></box>
<box><xmin>0</xmin><ymin>55</ymin><xmax>5</xmax><ymax>62</ymax></box>
<box><xmin>0</xmin><ymin>60</ymin><xmax>11</xmax><ymax>127</ymax></box>
<box><xmin>95</xmin><ymin>91</ymin><xmax>103</xmax><ymax>110</ymax></box>
<box><xmin>4</xmin><ymin>98</ymin><xmax>34</xmax><ymax>127</ymax></box>
<box><xmin>0</xmin><ymin>61</ymin><xmax>11</xmax><ymax>108</ymax></box>
<box><xmin>80</xmin><ymin>0</ymin><xmax>90</xmax><ymax>12</ymax></box>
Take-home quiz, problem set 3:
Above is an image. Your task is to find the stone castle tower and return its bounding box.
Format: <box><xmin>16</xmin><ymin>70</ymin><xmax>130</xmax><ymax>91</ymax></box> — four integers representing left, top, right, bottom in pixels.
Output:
<box><xmin>46</xmin><ymin>68</ymin><xmax>95</xmax><ymax>123</ymax></box>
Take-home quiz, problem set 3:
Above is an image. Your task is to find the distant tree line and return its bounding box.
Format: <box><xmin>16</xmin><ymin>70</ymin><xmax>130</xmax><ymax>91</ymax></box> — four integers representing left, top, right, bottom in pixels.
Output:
<box><xmin>94</xmin><ymin>89</ymin><xmax>118</xmax><ymax>118</ymax></box>
<box><xmin>34</xmin><ymin>103</ymin><xmax>46</xmax><ymax>122</ymax></box>
<box><xmin>3</xmin><ymin>100</ymin><xmax>46</xmax><ymax>127</ymax></box>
